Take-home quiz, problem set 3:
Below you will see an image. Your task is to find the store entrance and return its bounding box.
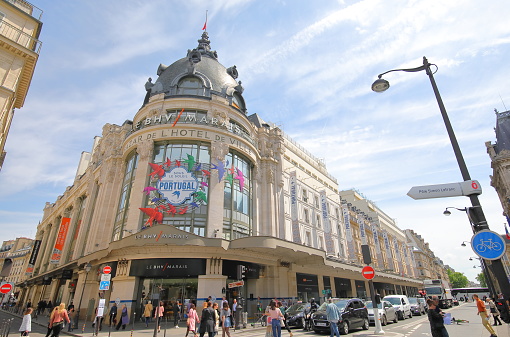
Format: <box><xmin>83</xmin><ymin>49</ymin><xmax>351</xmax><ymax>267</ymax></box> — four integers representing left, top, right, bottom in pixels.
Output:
<box><xmin>138</xmin><ymin>278</ymin><xmax>198</xmax><ymax>316</ymax></box>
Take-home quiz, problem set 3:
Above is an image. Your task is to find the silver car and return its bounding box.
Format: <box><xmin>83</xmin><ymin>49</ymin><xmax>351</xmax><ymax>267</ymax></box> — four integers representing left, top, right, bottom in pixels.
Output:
<box><xmin>408</xmin><ymin>297</ymin><xmax>426</xmax><ymax>315</ymax></box>
<box><xmin>365</xmin><ymin>300</ymin><xmax>398</xmax><ymax>326</ymax></box>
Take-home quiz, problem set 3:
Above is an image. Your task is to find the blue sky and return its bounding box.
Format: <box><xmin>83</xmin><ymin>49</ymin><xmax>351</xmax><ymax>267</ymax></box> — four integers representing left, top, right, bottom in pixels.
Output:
<box><xmin>1</xmin><ymin>0</ymin><xmax>509</xmax><ymax>282</ymax></box>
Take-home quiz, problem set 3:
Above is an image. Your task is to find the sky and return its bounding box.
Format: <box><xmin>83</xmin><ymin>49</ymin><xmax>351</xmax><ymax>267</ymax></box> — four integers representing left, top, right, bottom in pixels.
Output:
<box><xmin>1</xmin><ymin>0</ymin><xmax>510</xmax><ymax>283</ymax></box>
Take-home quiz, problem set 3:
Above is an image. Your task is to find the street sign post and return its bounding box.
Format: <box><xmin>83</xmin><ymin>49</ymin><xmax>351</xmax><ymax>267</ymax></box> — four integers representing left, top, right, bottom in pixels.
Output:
<box><xmin>103</xmin><ymin>266</ymin><xmax>111</xmax><ymax>274</ymax></box>
<box><xmin>407</xmin><ymin>180</ymin><xmax>482</xmax><ymax>200</ymax></box>
<box><xmin>99</xmin><ymin>281</ymin><xmax>110</xmax><ymax>291</ymax></box>
<box><xmin>361</xmin><ymin>266</ymin><xmax>375</xmax><ymax>280</ymax></box>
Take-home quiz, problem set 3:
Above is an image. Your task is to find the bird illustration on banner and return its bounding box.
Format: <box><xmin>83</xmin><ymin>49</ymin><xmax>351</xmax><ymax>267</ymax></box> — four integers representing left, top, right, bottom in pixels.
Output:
<box><xmin>211</xmin><ymin>159</ymin><xmax>227</xmax><ymax>182</ymax></box>
<box><xmin>148</xmin><ymin>163</ymin><xmax>165</xmax><ymax>180</ymax></box>
<box><xmin>139</xmin><ymin>207</ymin><xmax>164</xmax><ymax>227</ymax></box>
<box><xmin>234</xmin><ymin>168</ymin><xmax>245</xmax><ymax>191</ymax></box>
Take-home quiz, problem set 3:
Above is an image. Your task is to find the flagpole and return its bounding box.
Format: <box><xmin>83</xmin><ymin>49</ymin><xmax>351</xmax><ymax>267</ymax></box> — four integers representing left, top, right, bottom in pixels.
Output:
<box><xmin>202</xmin><ymin>10</ymin><xmax>208</xmax><ymax>31</ymax></box>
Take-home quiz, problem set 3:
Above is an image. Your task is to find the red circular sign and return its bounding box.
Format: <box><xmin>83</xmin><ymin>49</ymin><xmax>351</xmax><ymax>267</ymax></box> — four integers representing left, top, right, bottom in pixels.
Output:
<box><xmin>0</xmin><ymin>283</ymin><xmax>12</xmax><ymax>294</ymax></box>
<box><xmin>103</xmin><ymin>266</ymin><xmax>111</xmax><ymax>274</ymax></box>
<box><xmin>361</xmin><ymin>266</ymin><xmax>375</xmax><ymax>280</ymax></box>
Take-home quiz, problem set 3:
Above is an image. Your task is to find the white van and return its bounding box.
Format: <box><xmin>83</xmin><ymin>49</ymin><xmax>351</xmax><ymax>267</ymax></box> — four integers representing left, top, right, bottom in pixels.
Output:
<box><xmin>382</xmin><ymin>295</ymin><xmax>412</xmax><ymax>320</ymax></box>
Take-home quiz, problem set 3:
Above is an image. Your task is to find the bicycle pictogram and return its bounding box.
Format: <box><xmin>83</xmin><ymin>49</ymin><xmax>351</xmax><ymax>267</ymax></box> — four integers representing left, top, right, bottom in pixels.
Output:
<box><xmin>475</xmin><ymin>238</ymin><xmax>502</xmax><ymax>252</ymax></box>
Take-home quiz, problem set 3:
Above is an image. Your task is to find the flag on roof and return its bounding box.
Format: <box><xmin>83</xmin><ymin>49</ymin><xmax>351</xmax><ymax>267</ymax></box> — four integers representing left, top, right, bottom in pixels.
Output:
<box><xmin>202</xmin><ymin>10</ymin><xmax>208</xmax><ymax>31</ymax></box>
<box><xmin>505</xmin><ymin>223</ymin><xmax>510</xmax><ymax>240</ymax></box>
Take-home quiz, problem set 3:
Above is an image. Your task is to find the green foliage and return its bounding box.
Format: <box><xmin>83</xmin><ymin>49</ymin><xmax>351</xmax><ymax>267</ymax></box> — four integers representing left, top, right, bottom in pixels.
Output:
<box><xmin>475</xmin><ymin>272</ymin><xmax>487</xmax><ymax>287</ymax></box>
<box><xmin>447</xmin><ymin>268</ymin><xmax>469</xmax><ymax>288</ymax></box>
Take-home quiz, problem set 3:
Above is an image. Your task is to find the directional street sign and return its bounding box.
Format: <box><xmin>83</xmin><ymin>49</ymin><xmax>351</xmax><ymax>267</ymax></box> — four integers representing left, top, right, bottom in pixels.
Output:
<box><xmin>471</xmin><ymin>230</ymin><xmax>506</xmax><ymax>260</ymax></box>
<box><xmin>407</xmin><ymin>180</ymin><xmax>482</xmax><ymax>200</ymax></box>
<box><xmin>362</xmin><ymin>266</ymin><xmax>375</xmax><ymax>280</ymax></box>
<box><xmin>101</xmin><ymin>274</ymin><xmax>111</xmax><ymax>282</ymax></box>
<box><xmin>228</xmin><ymin>280</ymin><xmax>244</xmax><ymax>288</ymax></box>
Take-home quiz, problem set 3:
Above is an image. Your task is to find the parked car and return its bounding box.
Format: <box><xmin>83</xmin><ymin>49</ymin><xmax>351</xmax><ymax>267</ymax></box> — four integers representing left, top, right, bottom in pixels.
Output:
<box><xmin>286</xmin><ymin>302</ymin><xmax>311</xmax><ymax>328</ymax></box>
<box><xmin>311</xmin><ymin>298</ymin><xmax>369</xmax><ymax>334</ymax></box>
<box><xmin>417</xmin><ymin>297</ymin><xmax>428</xmax><ymax>312</ymax></box>
<box><xmin>382</xmin><ymin>295</ymin><xmax>412</xmax><ymax>320</ymax></box>
<box><xmin>408</xmin><ymin>297</ymin><xmax>426</xmax><ymax>315</ymax></box>
<box><xmin>365</xmin><ymin>300</ymin><xmax>398</xmax><ymax>326</ymax></box>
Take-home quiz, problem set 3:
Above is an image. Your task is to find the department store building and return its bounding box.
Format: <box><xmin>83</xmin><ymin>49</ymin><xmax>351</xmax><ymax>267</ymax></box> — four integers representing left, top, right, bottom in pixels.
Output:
<box><xmin>21</xmin><ymin>32</ymin><xmax>420</xmax><ymax>319</ymax></box>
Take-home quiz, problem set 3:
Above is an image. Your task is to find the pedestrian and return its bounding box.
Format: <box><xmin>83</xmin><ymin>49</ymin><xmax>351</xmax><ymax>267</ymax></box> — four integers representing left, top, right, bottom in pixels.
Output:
<box><xmin>473</xmin><ymin>294</ymin><xmax>498</xmax><ymax>337</ymax></box>
<box><xmin>153</xmin><ymin>301</ymin><xmax>164</xmax><ymax>333</ymax></box>
<box><xmin>267</xmin><ymin>300</ymin><xmax>284</xmax><ymax>337</ymax></box>
<box><xmin>325</xmin><ymin>298</ymin><xmax>340</xmax><ymax>337</ymax></box>
<box><xmin>199</xmin><ymin>301</ymin><xmax>215</xmax><ymax>337</ymax></box>
<box><xmin>49</xmin><ymin>303</ymin><xmax>70</xmax><ymax>337</ymax></box>
<box><xmin>115</xmin><ymin>304</ymin><xmax>129</xmax><ymax>330</ymax></box>
<box><xmin>67</xmin><ymin>308</ymin><xmax>76</xmax><ymax>332</ymax></box>
<box><xmin>221</xmin><ymin>302</ymin><xmax>232</xmax><ymax>337</ymax></box>
<box><xmin>44</xmin><ymin>307</ymin><xmax>58</xmax><ymax>337</ymax></box>
<box><xmin>431</xmin><ymin>296</ymin><xmax>449</xmax><ymax>337</ymax></box>
<box><xmin>231</xmin><ymin>299</ymin><xmax>237</xmax><ymax>329</ymax></box>
<box><xmin>19</xmin><ymin>307</ymin><xmax>32</xmax><ymax>336</ymax></box>
<box><xmin>143</xmin><ymin>301</ymin><xmax>153</xmax><ymax>327</ymax></box>
<box><xmin>426</xmin><ymin>299</ymin><xmax>447</xmax><ymax>337</ymax></box>
<box><xmin>277</xmin><ymin>301</ymin><xmax>293</xmax><ymax>337</ymax></box>
<box><xmin>109</xmin><ymin>303</ymin><xmax>118</xmax><ymax>327</ymax></box>
<box><xmin>212</xmin><ymin>302</ymin><xmax>220</xmax><ymax>337</ymax></box>
<box><xmin>173</xmin><ymin>300</ymin><xmax>181</xmax><ymax>328</ymax></box>
<box><xmin>46</xmin><ymin>301</ymin><xmax>53</xmax><ymax>315</ymax></box>
<box><xmin>487</xmin><ymin>297</ymin><xmax>502</xmax><ymax>326</ymax></box>
<box><xmin>185</xmin><ymin>303</ymin><xmax>199</xmax><ymax>337</ymax></box>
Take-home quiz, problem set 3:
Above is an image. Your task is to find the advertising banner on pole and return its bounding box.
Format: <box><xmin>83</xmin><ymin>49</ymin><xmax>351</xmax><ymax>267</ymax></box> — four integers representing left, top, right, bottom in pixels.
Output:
<box><xmin>25</xmin><ymin>239</ymin><xmax>41</xmax><ymax>275</ymax></box>
<box><xmin>50</xmin><ymin>217</ymin><xmax>71</xmax><ymax>264</ymax></box>
<box><xmin>289</xmin><ymin>171</ymin><xmax>302</xmax><ymax>244</ymax></box>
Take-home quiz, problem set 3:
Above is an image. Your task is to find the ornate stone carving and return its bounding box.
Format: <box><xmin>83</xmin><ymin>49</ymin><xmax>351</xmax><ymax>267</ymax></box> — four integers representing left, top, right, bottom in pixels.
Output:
<box><xmin>137</xmin><ymin>139</ymin><xmax>154</xmax><ymax>161</ymax></box>
<box><xmin>212</xmin><ymin>109</ymin><xmax>228</xmax><ymax>125</ymax></box>
<box><xmin>211</xmin><ymin>140</ymin><xmax>229</xmax><ymax>160</ymax></box>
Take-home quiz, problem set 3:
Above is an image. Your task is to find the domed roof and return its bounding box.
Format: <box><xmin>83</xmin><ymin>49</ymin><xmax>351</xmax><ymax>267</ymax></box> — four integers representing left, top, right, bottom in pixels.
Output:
<box><xmin>143</xmin><ymin>32</ymin><xmax>245</xmax><ymax>110</ymax></box>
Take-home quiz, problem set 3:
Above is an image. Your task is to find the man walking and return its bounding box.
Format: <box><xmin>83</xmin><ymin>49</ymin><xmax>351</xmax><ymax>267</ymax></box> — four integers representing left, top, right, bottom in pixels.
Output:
<box><xmin>473</xmin><ymin>294</ymin><xmax>497</xmax><ymax>337</ymax></box>
<box><xmin>325</xmin><ymin>298</ymin><xmax>341</xmax><ymax>337</ymax></box>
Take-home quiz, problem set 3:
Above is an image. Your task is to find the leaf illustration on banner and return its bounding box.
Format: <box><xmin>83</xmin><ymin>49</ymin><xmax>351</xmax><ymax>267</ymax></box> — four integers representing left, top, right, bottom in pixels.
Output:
<box><xmin>234</xmin><ymin>168</ymin><xmax>245</xmax><ymax>191</ymax></box>
<box><xmin>148</xmin><ymin>163</ymin><xmax>165</xmax><ymax>180</ymax></box>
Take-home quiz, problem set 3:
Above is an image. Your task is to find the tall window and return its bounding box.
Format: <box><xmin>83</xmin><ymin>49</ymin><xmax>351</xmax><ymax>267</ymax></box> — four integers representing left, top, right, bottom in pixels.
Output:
<box><xmin>177</xmin><ymin>77</ymin><xmax>203</xmax><ymax>95</ymax></box>
<box><xmin>112</xmin><ymin>152</ymin><xmax>138</xmax><ymax>241</ymax></box>
<box><xmin>223</xmin><ymin>152</ymin><xmax>252</xmax><ymax>240</ymax></box>
<box><xmin>149</xmin><ymin>142</ymin><xmax>210</xmax><ymax>236</ymax></box>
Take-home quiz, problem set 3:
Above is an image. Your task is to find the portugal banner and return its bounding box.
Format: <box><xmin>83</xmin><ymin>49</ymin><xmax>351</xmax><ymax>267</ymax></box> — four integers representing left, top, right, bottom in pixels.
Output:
<box><xmin>50</xmin><ymin>217</ymin><xmax>71</xmax><ymax>264</ymax></box>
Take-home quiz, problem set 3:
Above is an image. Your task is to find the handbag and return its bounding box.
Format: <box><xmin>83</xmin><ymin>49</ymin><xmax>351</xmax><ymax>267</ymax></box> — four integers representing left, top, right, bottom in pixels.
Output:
<box><xmin>490</xmin><ymin>307</ymin><xmax>497</xmax><ymax>314</ymax></box>
<box><xmin>52</xmin><ymin>321</ymin><xmax>64</xmax><ymax>328</ymax></box>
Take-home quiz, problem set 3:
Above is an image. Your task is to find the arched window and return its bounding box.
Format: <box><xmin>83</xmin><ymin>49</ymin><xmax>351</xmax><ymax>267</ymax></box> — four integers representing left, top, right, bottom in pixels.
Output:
<box><xmin>177</xmin><ymin>77</ymin><xmax>203</xmax><ymax>95</ymax></box>
<box><xmin>232</xmin><ymin>92</ymin><xmax>245</xmax><ymax>111</ymax></box>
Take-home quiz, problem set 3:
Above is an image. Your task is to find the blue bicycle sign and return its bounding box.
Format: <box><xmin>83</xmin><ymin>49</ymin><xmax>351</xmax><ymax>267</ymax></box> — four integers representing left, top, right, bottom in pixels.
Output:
<box><xmin>471</xmin><ymin>230</ymin><xmax>506</xmax><ymax>260</ymax></box>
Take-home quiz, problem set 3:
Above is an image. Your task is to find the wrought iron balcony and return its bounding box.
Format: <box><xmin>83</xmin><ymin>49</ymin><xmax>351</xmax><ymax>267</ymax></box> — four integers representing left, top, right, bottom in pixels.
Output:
<box><xmin>0</xmin><ymin>19</ymin><xmax>42</xmax><ymax>54</ymax></box>
<box><xmin>4</xmin><ymin>0</ymin><xmax>43</xmax><ymax>21</ymax></box>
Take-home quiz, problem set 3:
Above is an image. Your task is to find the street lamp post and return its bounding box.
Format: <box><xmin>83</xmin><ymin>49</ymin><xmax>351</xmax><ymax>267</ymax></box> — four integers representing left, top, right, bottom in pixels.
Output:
<box><xmin>76</xmin><ymin>263</ymin><xmax>92</xmax><ymax>331</ymax></box>
<box><xmin>372</xmin><ymin>57</ymin><xmax>510</xmax><ymax>298</ymax></box>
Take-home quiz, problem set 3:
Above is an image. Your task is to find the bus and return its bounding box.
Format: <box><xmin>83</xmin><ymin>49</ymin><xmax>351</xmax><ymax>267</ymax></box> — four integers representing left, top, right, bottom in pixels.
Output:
<box><xmin>451</xmin><ymin>287</ymin><xmax>490</xmax><ymax>301</ymax></box>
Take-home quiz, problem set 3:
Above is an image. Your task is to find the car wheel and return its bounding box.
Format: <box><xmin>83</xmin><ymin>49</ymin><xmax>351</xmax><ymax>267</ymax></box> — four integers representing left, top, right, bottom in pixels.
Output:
<box><xmin>339</xmin><ymin>321</ymin><xmax>349</xmax><ymax>335</ymax></box>
<box><xmin>381</xmin><ymin>315</ymin><xmax>387</xmax><ymax>326</ymax></box>
<box><xmin>399</xmin><ymin>311</ymin><xmax>405</xmax><ymax>320</ymax></box>
<box><xmin>362</xmin><ymin>318</ymin><xmax>369</xmax><ymax>330</ymax></box>
<box><xmin>393</xmin><ymin>313</ymin><xmax>398</xmax><ymax>323</ymax></box>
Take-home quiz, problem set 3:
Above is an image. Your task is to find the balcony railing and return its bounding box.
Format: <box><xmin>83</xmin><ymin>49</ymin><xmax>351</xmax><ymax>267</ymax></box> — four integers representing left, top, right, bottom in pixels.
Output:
<box><xmin>0</xmin><ymin>20</ymin><xmax>42</xmax><ymax>54</ymax></box>
<box><xmin>4</xmin><ymin>0</ymin><xmax>43</xmax><ymax>21</ymax></box>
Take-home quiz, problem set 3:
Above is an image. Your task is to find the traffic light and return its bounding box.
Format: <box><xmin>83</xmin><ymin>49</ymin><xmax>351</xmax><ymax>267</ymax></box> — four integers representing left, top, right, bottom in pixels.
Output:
<box><xmin>237</xmin><ymin>265</ymin><xmax>246</xmax><ymax>279</ymax></box>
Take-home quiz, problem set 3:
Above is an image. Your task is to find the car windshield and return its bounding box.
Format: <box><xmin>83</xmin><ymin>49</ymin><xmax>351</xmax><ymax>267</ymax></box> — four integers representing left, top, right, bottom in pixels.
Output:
<box><xmin>317</xmin><ymin>300</ymin><xmax>348</xmax><ymax>311</ymax></box>
<box><xmin>287</xmin><ymin>304</ymin><xmax>306</xmax><ymax>313</ymax></box>
<box><xmin>417</xmin><ymin>298</ymin><xmax>425</xmax><ymax>303</ymax></box>
<box><xmin>408</xmin><ymin>298</ymin><xmax>418</xmax><ymax>304</ymax></box>
<box><xmin>424</xmin><ymin>287</ymin><xmax>443</xmax><ymax>295</ymax></box>
<box><xmin>384</xmin><ymin>298</ymin><xmax>401</xmax><ymax>305</ymax></box>
<box><xmin>365</xmin><ymin>301</ymin><xmax>382</xmax><ymax>309</ymax></box>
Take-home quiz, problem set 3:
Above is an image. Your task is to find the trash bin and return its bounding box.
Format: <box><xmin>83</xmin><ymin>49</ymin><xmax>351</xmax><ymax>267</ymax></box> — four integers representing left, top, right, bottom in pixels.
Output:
<box><xmin>242</xmin><ymin>312</ymin><xmax>248</xmax><ymax>328</ymax></box>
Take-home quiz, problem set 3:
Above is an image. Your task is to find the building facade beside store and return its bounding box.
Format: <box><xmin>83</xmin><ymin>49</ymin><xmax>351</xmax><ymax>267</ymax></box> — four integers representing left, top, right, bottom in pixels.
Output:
<box><xmin>20</xmin><ymin>32</ymin><xmax>421</xmax><ymax>320</ymax></box>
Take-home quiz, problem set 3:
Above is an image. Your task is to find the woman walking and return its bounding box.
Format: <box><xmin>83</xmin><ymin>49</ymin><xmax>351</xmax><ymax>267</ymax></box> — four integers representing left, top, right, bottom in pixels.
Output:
<box><xmin>186</xmin><ymin>303</ymin><xmax>199</xmax><ymax>337</ymax></box>
<box><xmin>212</xmin><ymin>303</ymin><xmax>220</xmax><ymax>336</ymax></box>
<box><xmin>19</xmin><ymin>308</ymin><xmax>32</xmax><ymax>336</ymax></box>
<box><xmin>144</xmin><ymin>301</ymin><xmax>153</xmax><ymax>328</ymax></box>
<box><xmin>277</xmin><ymin>301</ymin><xmax>293</xmax><ymax>337</ymax></box>
<box><xmin>49</xmin><ymin>303</ymin><xmax>70</xmax><ymax>337</ymax></box>
<box><xmin>44</xmin><ymin>307</ymin><xmax>58</xmax><ymax>337</ymax></box>
<box><xmin>153</xmin><ymin>301</ymin><xmax>165</xmax><ymax>333</ymax></box>
<box><xmin>487</xmin><ymin>297</ymin><xmax>503</xmax><ymax>326</ymax></box>
<box><xmin>267</xmin><ymin>300</ymin><xmax>285</xmax><ymax>337</ymax></box>
<box><xmin>221</xmin><ymin>302</ymin><xmax>232</xmax><ymax>337</ymax></box>
<box><xmin>426</xmin><ymin>299</ymin><xmax>447</xmax><ymax>337</ymax></box>
<box><xmin>115</xmin><ymin>304</ymin><xmax>130</xmax><ymax>330</ymax></box>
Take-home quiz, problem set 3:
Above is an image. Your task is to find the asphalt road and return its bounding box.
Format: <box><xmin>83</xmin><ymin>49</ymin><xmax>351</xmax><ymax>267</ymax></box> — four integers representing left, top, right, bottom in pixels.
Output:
<box><xmin>0</xmin><ymin>303</ymin><xmax>508</xmax><ymax>337</ymax></box>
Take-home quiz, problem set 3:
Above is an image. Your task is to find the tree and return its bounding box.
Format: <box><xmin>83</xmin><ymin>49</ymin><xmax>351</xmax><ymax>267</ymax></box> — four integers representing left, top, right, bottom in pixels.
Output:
<box><xmin>447</xmin><ymin>268</ymin><xmax>469</xmax><ymax>288</ymax></box>
<box><xmin>476</xmin><ymin>272</ymin><xmax>487</xmax><ymax>287</ymax></box>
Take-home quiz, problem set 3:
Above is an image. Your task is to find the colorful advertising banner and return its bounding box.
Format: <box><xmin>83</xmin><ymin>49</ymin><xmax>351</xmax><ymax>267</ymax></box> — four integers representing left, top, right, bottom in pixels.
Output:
<box><xmin>341</xmin><ymin>204</ymin><xmax>355</xmax><ymax>261</ymax></box>
<box><xmin>382</xmin><ymin>230</ymin><xmax>394</xmax><ymax>271</ymax></box>
<box><xmin>25</xmin><ymin>239</ymin><xmax>41</xmax><ymax>275</ymax></box>
<box><xmin>357</xmin><ymin>216</ymin><xmax>367</xmax><ymax>246</ymax></box>
<box><xmin>393</xmin><ymin>237</ymin><xmax>404</xmax><ymax>275</ymax></box>
<box><xmin>289</xmin><ymin>171</ymin><xmax>301</xmax><ymax>244</ymax></box>
<box><xmin>50</xmin><ymin>217</ymin><xmax>71</xmax><ymax>264</ymax></box>
<box><xmin>371</xmin><ymin>224</ymin><xmax>384</xmax><ymax>269</ymax></box>
<box><xmin>320</xmin><ymin>191</ymin><xmax>334</xmax><ymax>254</ymax></box>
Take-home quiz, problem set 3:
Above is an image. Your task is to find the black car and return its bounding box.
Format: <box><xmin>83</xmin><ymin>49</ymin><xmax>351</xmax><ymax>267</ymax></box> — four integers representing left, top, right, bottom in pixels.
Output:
<box><xmin>311</xmin><ymin>298</ymin><xmax>369</xmax><ymax>334</ymax></box>
<box><xmin>286</xmin><ymin>302</ymin><xmax>311</xmax><ymax>328</ymax></box>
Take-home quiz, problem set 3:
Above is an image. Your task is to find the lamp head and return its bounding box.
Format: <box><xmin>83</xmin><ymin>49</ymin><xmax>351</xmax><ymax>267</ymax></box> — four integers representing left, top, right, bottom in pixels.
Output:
<box><xmin>461</xmin><ymin>242</ymin><xmax>466</xmax><ymax>247</ymax></box>
<box><xmin>371</xmin><ymin>78</ymin><xmax>390</xmax><ymax>93</ymax></box>
<box><xmin>443</xmin><ymin>209</ymin><xmax>452</xmax><ymax>216</ymax></box>
<box><xmin>84</xmin><ymin>263</ymin><xmax>92</xmax><ymax>272</ymax></box>
<box><xmin>469</xmin><ymin>257</ymin><xmax>473</xmax><ymax>260</ymax></box>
